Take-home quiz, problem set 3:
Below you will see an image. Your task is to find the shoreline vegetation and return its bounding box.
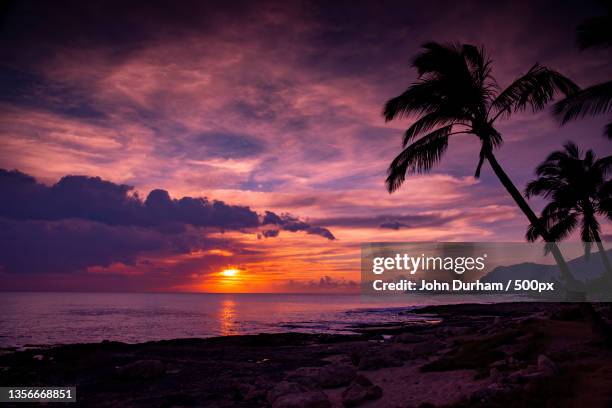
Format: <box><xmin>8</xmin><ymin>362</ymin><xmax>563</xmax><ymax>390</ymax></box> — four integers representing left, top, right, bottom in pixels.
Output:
<box><xmin>2</xmin><ymin>303</ymin><xmax>612</xmax><ymax>407</ymax></box>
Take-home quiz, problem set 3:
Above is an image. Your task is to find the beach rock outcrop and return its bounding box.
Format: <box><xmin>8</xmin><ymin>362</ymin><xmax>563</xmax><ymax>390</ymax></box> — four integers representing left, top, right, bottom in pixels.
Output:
<box><xmin>393</xmin><ymin>333</ymin><xmax>425</xmax><ymax>344</ymax></box>
<box><xmin>268</xmin><ymin>382</ymin><xmax>306</xmax><ymax>404</ymax></box>
<box><xmin>116</xmin><ymin>359</ymin><xmax>165</xmax><ymax>379</ymax></box>
<box><xmin>357</xmin><ymin>353</ymin><xmax>402</xmax><ymax>370</ymax></box>
<box><xmin>272</xmin><ymin>391</ymin><xmax>331</xmax><ymax>408</ymax></box>
<box><xmin>537</xmin><ymin>354</ymin><xmax>558</xmax><ymax>375</ymax></box>
<box><xmin>268</xmin><ymin>382</ymin><xmax>331</xmax><ymax>408</ymax></box>
<box><xmin>341</xmin><ymin>375</ymin><xmax>382</xmax><ymax>407</ymax></box>
<box><xmin>410</xmin><ymin>340</ymin><xmax>444</xmax><ymax>357</ymax></box>
<box><xmin>351</xmin><ymin>347</ymin><xmax>404</xmax><ymax>371</ymax></box>
<box><xmin>317</xmin><ymin>364</ymin><xmax>355</xmax><ymax>388</ymax></box>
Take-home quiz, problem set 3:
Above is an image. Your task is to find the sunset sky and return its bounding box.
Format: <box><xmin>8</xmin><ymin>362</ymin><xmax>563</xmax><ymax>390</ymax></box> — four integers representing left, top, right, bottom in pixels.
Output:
<box><xmin>1</xmin><ymin>0</ymin><xmax>611</xmax><ymax>292</ymax></box>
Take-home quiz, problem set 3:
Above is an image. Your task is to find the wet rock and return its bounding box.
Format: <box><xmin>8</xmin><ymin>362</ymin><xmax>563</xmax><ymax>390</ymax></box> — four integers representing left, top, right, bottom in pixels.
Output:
<box><xmin>272</xmin><ymin>391</ymin><xmax>331</xmax><ymax>408</ymax></box>
<box><xmin>550</xmin><ymin>306</ymin><xmax>583</xmax><ymax>321</ymax></box>
<box><xmin>117</xmin><ymin>359</ymin><xmax>165</xmax><ymax>379</ymax></box>
<box><xmin>160</xmin><ymin>392</ymin><xmax>197</xmax><ymax>407</ymax></box>
<box><xmin>506</xmin><ymin>356</ymin><xmax>518</xmax><ymax>368</ymax></box>
<box><xmin>357</xmin><ymin>352</ymin><xmax>402</xmax><ymax>370</ymax></box>
<box><xmin>489</xmin><ymin>367</ymin><xmax>502</xmax><ymax>382</ymax></box>
<box><xmin>268</xmin><ymin>382</ymin><xmax>307</xmax><ymax>405</ymax></box>
<box><xmin>470</xmin><ymin>383</ymin><xmax>508</xmax><ymax>403</ymax></box>
<box><xmin>393</xmin><ymin>333</ymin><xmax>425</xmax><ymax>344</ymax></box>
<box><xmin>317</xmin><ymin>364</ymin><xmax>355</xmax><ymax>388</ymax></box>
<box><xmin>537</xmin><ymin>354</ymin><xmax>558</xmax><ymax>375</ymax></box>
<box><xmin>240</xmin><ymin>384</ymin><xmax>267</xmax><ymax>403</ymax></box>
<box><xmin>342</xmin><ymin>375</ymin><xmax>382</xmax><ymax>407</ymax></box>
<box><xmin>490</xmin><ymin>359</ymin><xmax>506</xmax><ymax>369</ymax></box>
<box><xmin>436</xmin><ymin>326</ymin><xmax>470</xmax><ymax>337</ymax></box>
<box><xmin>285</xmin><ymin>367</ymin><xmax>321</xmax><ymax>388</ymax></box>
<box><xmin>410</xmin><ymin>340</ymin><xmax>444</xmax><ymax>357</ymax></box>
<box><xmin>507</xmin><ymin>365</ymin><xmax>543</xmax><ymax>383</ymax></box>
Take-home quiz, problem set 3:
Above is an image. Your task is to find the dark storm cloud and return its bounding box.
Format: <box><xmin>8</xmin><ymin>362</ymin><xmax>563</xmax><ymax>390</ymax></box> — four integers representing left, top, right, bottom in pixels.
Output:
<box><xmin>0</xmin><ymin>169</ymin><xmax>260</xmax><ymax>229</ymax></box>
<box><xmin>0</xmin><ymin>218</ymin><xmax>166</xmax><ymax>274</ymax></box>
<box><xmin>0</xmin><ymin>0</ymin><xmax>262</xmax><ymax>65</ymax></box>
<box><xmin>0</xmin><ymin>169</ymin><xmax>335</xmax><ymax>274</ymax></box>
<box><xmin>0</xmin><ymin>66</ymin><xmax>106</xmax><ymax>120</ymax></box>
<box><xmin>0</xmin><ymin>169</ymin><xmax>336</xmax><ymax>234</ymax></box>
<box><xmin>262</xmin><ymin>211</ymin><xmax>335</xmax><ymax>240</ymax></box>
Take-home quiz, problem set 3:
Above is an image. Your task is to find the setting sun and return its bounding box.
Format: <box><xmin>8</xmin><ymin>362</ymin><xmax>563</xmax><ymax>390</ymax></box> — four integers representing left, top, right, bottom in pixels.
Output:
<box><xmin>220</xmin><ymin>268</ymin><xmax>239</xmax><ymax>277</ymax></box>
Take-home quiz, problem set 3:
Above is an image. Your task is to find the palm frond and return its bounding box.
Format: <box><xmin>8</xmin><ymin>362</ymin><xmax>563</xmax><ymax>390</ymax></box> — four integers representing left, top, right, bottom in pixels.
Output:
<box><xmin>412</xmin><ymin>42</ymin><xmax>464</xmax><ymax>78</ymax></box>
<box><xmin>597</xmin><ymin>179</ymin><xmax>612</xmax><ymax>219</ymax></box>
<box><xmin>553</xmin><ymin>80</ymin><xmax>612</xmax><ymax>124</ymax></box>
<box><xmin>402</xmin><ymin>112</ymin><xmax>465</xmax><ymax>146</ymax></box>
<box><xmin>526</xmin><ymin>211</ymin><xmax>577</xmax><ymax>242</ymax></box>
<box><xmin>386</xmin><ymin>125</ymin><xmax>452</xmax><ymax>193</ymax></box>
<box><xmin>526</xmin><ymin>223</ymin><xmax>539</xmax><ymax>242</ymax></box>
<box><xmin>461</xmin><ymin>44</ymin><xmax>493</xmax><ymax>86</ymax></box>
<box><xmin>546</xmin><ymin>210</ymin><xmax>578</xmax><ymax>241</ymax></box>
<box><xmin>597</xmin><ymin>155</ymin><xmax>612</xmax><ymax>176</ymax></box>
<box><xmin>605</xmin><ymin>122</ymin><xmax>612</xmax><ymax>139</ymax></box>
<box><xmin>525</xmin><ymin>177</ymin><xmax>567</xmax><ymax>198</ymax></box>
<box><xmin>383</xmin><ymin>81</ymin><xmax>445</xmax><ymax>121</ymax></box>
<box><xmin>491</xmin><ymin>64</ymin><xmax>579</xmax><ymax>121</ymax></box>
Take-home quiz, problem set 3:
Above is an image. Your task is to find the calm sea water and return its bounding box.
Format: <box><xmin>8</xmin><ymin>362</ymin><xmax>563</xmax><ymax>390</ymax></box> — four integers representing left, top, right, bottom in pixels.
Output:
<box><xmin>0</xmin><ymin>292</ymin><xmax>433</xmax><ymax>348</ymax></box>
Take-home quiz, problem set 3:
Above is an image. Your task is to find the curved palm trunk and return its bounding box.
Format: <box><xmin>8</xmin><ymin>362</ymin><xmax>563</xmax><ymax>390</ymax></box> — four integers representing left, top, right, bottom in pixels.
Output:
<box><xmin>484</xmin><ymin>150</ymin><xmax>580</xmax><ymax>289</ymax></box>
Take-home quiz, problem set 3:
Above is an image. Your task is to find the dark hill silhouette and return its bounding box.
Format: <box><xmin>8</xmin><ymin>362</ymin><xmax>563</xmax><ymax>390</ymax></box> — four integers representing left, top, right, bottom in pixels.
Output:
<box><xmin>482</xmin><ymin>249</ymin><xmax>612</xmax><ymax>284</ymax></box>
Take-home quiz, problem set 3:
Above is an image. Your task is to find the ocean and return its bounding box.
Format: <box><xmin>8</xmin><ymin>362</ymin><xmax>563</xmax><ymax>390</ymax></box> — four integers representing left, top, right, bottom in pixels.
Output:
<box><xmin>0</xmin><ymin>292</ymin><xmax>434</xmax><ymax>348</ymax></box>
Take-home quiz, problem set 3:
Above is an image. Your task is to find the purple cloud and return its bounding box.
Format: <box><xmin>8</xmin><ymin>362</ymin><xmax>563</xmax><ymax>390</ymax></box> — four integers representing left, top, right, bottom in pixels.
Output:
<box><xmin>0</xmin><ymin>169</ymin><xmax>334</xmax><ymax>275</ymax></box>
<box><xmin>262</xmin><ymin>211</ymin><xmax>335</xmax><ymax>240</ymax></box>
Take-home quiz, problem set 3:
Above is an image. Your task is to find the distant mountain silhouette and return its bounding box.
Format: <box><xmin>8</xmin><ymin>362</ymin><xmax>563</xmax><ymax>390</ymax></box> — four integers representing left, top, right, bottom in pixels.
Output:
<box><xmin>482</xmin><ymin>249</ymin><xmax>612</xmax><ymax>284</ymax></box>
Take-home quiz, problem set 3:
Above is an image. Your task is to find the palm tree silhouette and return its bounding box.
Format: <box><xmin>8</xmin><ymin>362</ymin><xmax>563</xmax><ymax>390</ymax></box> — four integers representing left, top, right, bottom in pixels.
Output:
<box><xmin>553</xmin><ymin>5</ymin><xmax>612</xmax><ymax>138</ymax></box>
<box><xmin>384</xmin><ymin>42</ymin><xmax>580</xmax><ymax>286</ymax></box>
<box><xmin>525</xmin><ymin>142</ymin><xmax>612</xmax><ymax>282</ymax></box>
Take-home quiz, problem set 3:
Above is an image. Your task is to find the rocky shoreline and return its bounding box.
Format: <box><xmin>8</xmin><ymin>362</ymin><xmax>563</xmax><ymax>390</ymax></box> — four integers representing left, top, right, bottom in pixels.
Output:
<box><xmin>1</xmin><ymin>303</ymin><xmax>611</xmax><ymax>407</ymax></box>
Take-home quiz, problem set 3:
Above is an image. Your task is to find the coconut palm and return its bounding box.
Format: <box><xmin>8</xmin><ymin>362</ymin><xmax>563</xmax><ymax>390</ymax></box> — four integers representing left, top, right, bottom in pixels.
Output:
<box><xmin>554</xmin><ymin>5</ymin><xmax>612</xmax><ymax>138</ymax></box>
<box><xmin>525</xmin><ymin>142</ymin><xmax>612</xmax><ymax>280</ymax></box>
<box><xmin>384</xmin><ymin>42</ymin><xmax>580</xmax><ymax>285</ymax></box>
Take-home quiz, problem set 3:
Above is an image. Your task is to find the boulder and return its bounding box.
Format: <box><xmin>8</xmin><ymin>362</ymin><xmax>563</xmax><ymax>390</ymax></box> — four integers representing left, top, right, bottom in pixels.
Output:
<box><xmin>241</xmin><ymin>384</ymin><xmax>267</xmax><ymax>403</ymax></box>
<box><xmin>285</xmin><ymin>367</ymin><xmax>322</xmax><ymax>388</ymax></box>
<box><xmin>272</xmin><ymin>391</ymin><xmax>331</xmax><ymax>408</ymax></box>
<box><xmin>117</xmin><ymin>359</ymin><xmax>165</xmax><ymax>379</ymax></box>
<box><xmin>268</xmin><ymin>382</ymin><xmax>307</xmax><ymax>405</ymax></box>
<box><xmin>410</xmin><ymin>341</ymin><xmax>443</xmax><ymax>357</ymax></box>
<box><xmin>358</xmin><ymin>354</ymin><xmax>397</xmax><ymax>370</ymax></box>
<box><xmin>537</xmin><ymin>354</ymin><xmax>558</xmax><ymax>375</ymax></box>
<box><xmin>342</xmin><ymin>375</ymin><xmax>382</xmax><ymax>407</ymax></box>
<box><xmin>489</xmin><ymin>367</ymin><xmax>502</xmax><ymax>382</ymax></box>
<box><xmin>470</xmin><ymin>384</ymin><xmax>507</xmax><ymax>403</ymax></box>
<box><xmin>317</xmin><ymin>364</ymin><xmax>356</xmax><ymax>388</ymax></box>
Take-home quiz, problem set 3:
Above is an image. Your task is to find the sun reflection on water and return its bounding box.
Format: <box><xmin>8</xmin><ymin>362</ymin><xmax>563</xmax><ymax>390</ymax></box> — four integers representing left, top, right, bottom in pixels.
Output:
<box><xmin>219</xmin><ymin>298</ymin><xmax>237</xmax><ymax>336</ymax></box>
